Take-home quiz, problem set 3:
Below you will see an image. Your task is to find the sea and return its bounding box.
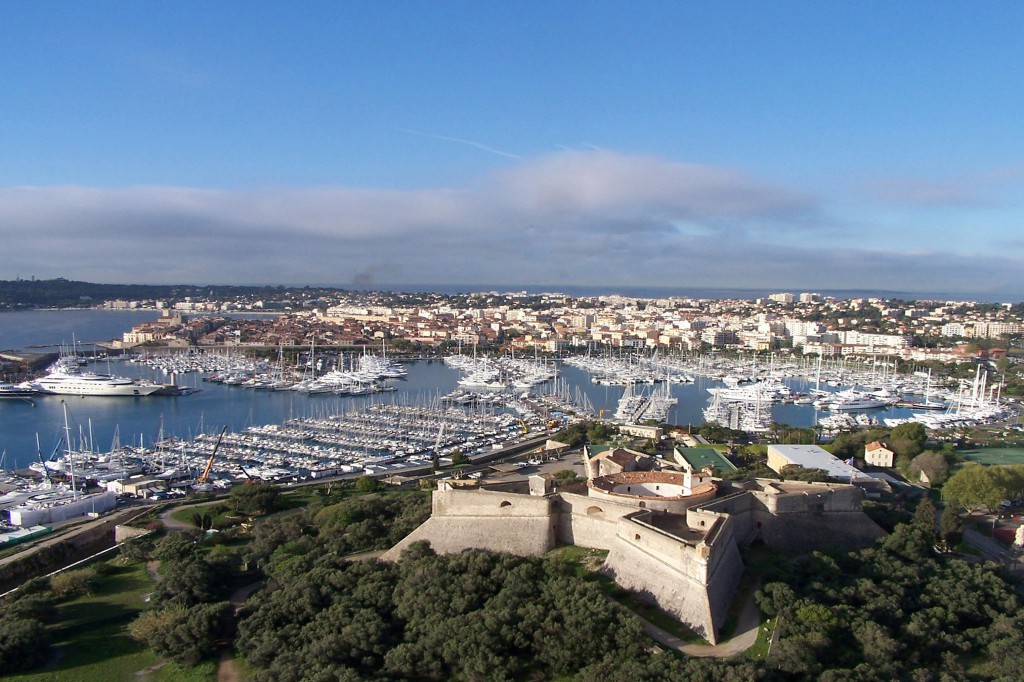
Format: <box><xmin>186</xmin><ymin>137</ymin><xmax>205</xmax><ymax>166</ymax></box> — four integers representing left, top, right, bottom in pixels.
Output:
<box><xmin>0</xmin><ymin>309</ymin><xmax>915</xmax><ymax>472</ymax></box>
<box><xmin>355</xmin><ymin>283</ymin><xmax>1024</xmax><ymax>303</ymax></box>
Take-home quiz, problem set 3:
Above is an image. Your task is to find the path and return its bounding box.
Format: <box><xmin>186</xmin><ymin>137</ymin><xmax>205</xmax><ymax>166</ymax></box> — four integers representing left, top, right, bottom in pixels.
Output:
<box><xmin>342</xmin><ymin>549</ymin><xmax>386</xmax><ymax>562</ymax></box>
<box><xmin>626</xmin><ymin>582</ymin><xmax>762</xmax><ymax>659</ymax></box>
<box><xmin>230</xmin><ymin>580</ymin><xmax>264</xmax><ymax>608</ymax></box>
<box><xmin>217</xmin><ymin>651</ymin><xmax>241</xmax><ymax>682</ymax></box>
<box><xmin>159</xmin><ymin>500</ymin><xmax>213</xmax><ymax>530</ymax></box>
<box><xmin>680</xmin><ymin>583</ymin><xmax>762</xmax><ymax>657</ymax></box>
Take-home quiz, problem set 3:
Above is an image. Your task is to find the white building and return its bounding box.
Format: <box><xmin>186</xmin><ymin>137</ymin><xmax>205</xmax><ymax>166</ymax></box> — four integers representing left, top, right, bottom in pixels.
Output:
<box><xmin>766</xmin><ymin>444</ymin><xmax>863</xmax><ymax>482</ymax></box>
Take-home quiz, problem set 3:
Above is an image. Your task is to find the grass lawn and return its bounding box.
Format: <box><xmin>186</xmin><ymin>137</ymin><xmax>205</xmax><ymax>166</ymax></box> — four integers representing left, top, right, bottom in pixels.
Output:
<box><xmin>6</xmin><ymin>561</ymin><xmax>217</xmax><ymax>682</ymax></box>
<box><xmin>960</xmin><ymin>447</ymin><xmax>1024</xmax><ymax>466</ymax></box>
<box><xmin>170</xmin><ymin>503</ymin><xmax>244</xmax><ymax>530</ymax></box>
<box><xmin>745</xmin><ymin>618</ymin><xmax>773</xmax><ymax>661</ymax></box>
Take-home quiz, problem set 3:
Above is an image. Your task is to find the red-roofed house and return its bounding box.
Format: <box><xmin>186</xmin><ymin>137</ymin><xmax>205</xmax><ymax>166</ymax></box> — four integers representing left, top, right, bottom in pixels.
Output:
<box><xmin>864</xmin><ymin>441</ymin><xmax>895</xmax><ymax>468</ymax></box>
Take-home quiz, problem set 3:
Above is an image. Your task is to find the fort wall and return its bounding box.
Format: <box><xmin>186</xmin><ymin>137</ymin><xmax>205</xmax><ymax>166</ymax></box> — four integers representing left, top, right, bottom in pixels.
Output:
<box><xmin>383</xmin><ymin>474</ymin><xmax>885</xmax><ymax>643</ymax></box>
<box><xmin>382</xmin><ymin>487</ymin><xmax>557</xmax><ymax>560</ymax></box>
<box><xmin>555</xmin><ymin>492</ymin><xmax>633</xmax><ymax>550</ymax></box>
<box><xmin>602</xmin><ymin>511</ymin><xmax>742</xmax><ymax>644</ymax></box>
<box><xmin>586</xmin><ymin>472</ymin><xmax>717</xmax><ymax>513</ymax></box>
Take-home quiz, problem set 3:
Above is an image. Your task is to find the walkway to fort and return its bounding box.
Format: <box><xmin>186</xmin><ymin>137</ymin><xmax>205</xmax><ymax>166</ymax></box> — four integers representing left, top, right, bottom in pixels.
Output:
<box><xmin>634</xmin><ymin>582</ymin><xmax>762</xmax><ymax>659</ymax></box>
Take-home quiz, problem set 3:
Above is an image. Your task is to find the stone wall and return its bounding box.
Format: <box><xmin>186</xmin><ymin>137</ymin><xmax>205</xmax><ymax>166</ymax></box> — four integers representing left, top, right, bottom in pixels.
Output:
<box><xmin>754</xmin><ymin>510</ymin><xmax>886</xmax><ymax>553</ymax></box>
<box><xmin>601</xmin><ymin>512</ymin><xmax>742</xmax><ymax>644</ymax></box>
<box><xmin>382</xmin><ymin>487</ymin><xmax>557</xmax><ymax>560</ymax></box>
<box><xmin>382</xmin><ymin>474</ymin><xmax>886</xmax><ymax>643</ymax></box>
<box><xmin>555</xmin><ymin>492</ymin><xmax>634</xmax><ymax>550</ymax></box>
<box><xmin>586</xmin><ymin>472</ymin><xmax>718</xmax><ymax>513</ymax></box>
<box><xmin>755</xmin><ymin>482</ymin><xmax>864</xmax><ymax>514</ymax></box>
<box><xmin>691</xmin><ymin>490</ymin><xmax>760</xmax><ymax>545</ymax></box>
<box><xmin>0</xmin><ymin>509</ymin><xmax>140</xmax><ymax>594</ymax></box>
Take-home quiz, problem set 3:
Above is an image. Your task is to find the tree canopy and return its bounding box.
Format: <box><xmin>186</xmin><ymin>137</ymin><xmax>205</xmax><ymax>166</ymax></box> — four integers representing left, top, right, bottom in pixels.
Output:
<box><xmin>942</xmin><ymin>463</ymin><xmax>1006</xmax><ymax>513</ymax></box>
<box><xmin>757</xmin><ymin>521</ymin><xmax>1023</xmax><ymax>680</ymax></box>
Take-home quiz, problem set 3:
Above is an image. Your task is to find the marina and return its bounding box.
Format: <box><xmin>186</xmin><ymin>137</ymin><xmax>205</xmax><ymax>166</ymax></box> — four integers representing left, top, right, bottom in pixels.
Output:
<box><xmin>1</xmin><ymin>310</ymin><xmax>1018</xmax><ymax>530</ymax></box>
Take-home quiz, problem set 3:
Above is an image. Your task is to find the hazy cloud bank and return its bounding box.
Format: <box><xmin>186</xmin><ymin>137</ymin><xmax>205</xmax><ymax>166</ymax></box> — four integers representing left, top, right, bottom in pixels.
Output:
<box><xmin>1</xmin><ymin>150</ymin><xmax>1020</xmax><ymax>297</ymax></box>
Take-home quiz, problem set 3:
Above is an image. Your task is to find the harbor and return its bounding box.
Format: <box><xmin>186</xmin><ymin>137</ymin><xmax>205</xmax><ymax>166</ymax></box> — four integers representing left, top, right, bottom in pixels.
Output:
<box><xmin>2</xmin><ymin>309</ymin><xmax>1019</xmax><ymax>534</ymax></box>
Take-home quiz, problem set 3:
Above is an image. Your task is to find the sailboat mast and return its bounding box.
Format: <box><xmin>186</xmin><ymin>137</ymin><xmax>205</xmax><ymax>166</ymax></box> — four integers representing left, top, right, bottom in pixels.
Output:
<box><xmin>62</xmin><ymin>400</ymin><xmax>78</xmax><ymax>500</ymax></box>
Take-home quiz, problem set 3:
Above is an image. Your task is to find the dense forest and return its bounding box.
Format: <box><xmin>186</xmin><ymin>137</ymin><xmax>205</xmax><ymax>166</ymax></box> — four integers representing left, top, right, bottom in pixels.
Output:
<box><xmin>4</xmin><ymin>487</ymin><xmax>1024</xmax><ymax>680</ymax></box>
<box><xmin>758</xmin><ymin>518</ymin><xmax>1024</xmax><ymax>681</ymax></box>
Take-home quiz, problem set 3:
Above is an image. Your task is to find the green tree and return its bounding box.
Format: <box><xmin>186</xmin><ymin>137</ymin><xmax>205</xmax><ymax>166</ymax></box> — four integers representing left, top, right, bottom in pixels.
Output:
<box><xmin>780</xmin><ymin>465</ymin><xmax>831</xmax><ymax>482</ymax></box>
<box><xmin>942</xmin><ymin>464</ymin><xmax>1004</xmax><ymax>513</ymax></box>
<box><xmin>354</xmin><ymin>475</ymin><xmax>382</xmax><ymax>493</ymax></box>
<box><xmin>229</xmin><ymin>483</ymin><xmax>280</xmax><ymax>516</ymax></box>
<box><xmin>913</xmin><ymin>497</ymin><xmax>937</xmax><ymax>531</ymax></box>
<box><xmin>908</xmin><ymin>451</ymin><xmax>949</xmax><ymax>485</ymax></box>
<box><xmin>0</xmin><ymin>615</ymin><xmax>52</xmax><ymax>673</ymax></box>
<box><xmin>130</xmin><ymin>602</ymin><xmax>235</xmax><ymax>667</ymax></box>
<box><xmin>49</xmin><ymin>567</ymin><xmax>98</xmax><ymax>600</ymax></box>
<box><xmin>890</xmin><ymin>422</ymin><xmax>928</xmax><ymax>460</ymax></box>
<box><xmin>990</xmin><ymin>464</ymin><xmax>1024</xmax><ymax>501</ymax></box>
<box><xmin>152</xmin><ymin>555</ymin><xmax>229</xmax><ymax>608</ymax></box>
<box><xmin>449</xmin><ymin>449</ymin><xmax>468</xmax><ymax>466</ymax></box>
<box><xmin>939</xmin><ymin>507</ymin><xmax>964</xmax><ymax>550</ymax></box>
<box><xmin>155</xmin><ymin>530</ymin><xmax>203</xmax><ymax>562</ymax></box>
<box><xmin>755</xmin><ymin>581</ymin><xmax>796</xmax><ymax>618</ymax></box>
<box><xmin>552</xmin><ymin>469</ymin><xmax>581</xmax><ymax>487</ymax></box>
<box><xmin>120</xmin><ymin>536</ymin><xmax>153</xmax><ymax>562</ymax></box>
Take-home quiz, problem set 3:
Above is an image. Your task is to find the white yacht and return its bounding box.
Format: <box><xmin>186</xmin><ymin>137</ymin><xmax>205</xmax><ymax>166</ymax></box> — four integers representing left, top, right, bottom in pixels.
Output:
<box><xmin>821</xmin><ymin>389</ymin><xmax>892</xmax><ymax>412</ymax></box>
<box><xmin>0</xmin><ymin>382</ymin><xmax>37</xmax><ymax>399</ymax></box>
<box><xmin>30</xmin><ymin>368</ymin><xmax>162</xmax><ymax>397</ymax></box>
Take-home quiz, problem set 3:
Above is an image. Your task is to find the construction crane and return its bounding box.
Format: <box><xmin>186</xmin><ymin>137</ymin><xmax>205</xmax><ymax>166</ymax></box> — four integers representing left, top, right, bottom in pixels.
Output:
<box><xmin>196</xmin><ymin>426</ymin><xmax>228</xmax><ymax>485</ymax></box>
<box><xmin>238</xmin><ymin>463</ymin><xmax>258</xmax><ymax>485</ymax></box>
<box><xmin>519</xmin><ymin>418</ymin><xmax>529</xmax><ymax>435</ymax></box>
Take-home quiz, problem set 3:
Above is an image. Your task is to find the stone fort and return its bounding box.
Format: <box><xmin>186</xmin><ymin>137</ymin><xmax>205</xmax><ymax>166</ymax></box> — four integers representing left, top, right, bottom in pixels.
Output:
<box><xmin>384</xmin><ymin>446</ymin><xmax>885</xmax><ymax>644</ymax></box>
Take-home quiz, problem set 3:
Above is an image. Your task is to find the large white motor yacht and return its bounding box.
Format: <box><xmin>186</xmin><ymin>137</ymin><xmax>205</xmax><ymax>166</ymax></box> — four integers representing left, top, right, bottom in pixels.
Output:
<box><xmin>30</xmin><ymin>369</ymin><xmax>162</xmax><ymax>397</ymax></box>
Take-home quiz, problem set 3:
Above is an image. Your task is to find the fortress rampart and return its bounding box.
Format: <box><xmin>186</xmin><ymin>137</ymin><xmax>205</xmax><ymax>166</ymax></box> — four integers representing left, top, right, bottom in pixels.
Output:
<box><xmin>385</xmin><ymin>472</ymin><xmax>885</xmax><ymax>644</ymax></box>
<box><xmin>383</xmin><ymin>485</ymin><xmax>557</xmax><ymax>559</ymax></box>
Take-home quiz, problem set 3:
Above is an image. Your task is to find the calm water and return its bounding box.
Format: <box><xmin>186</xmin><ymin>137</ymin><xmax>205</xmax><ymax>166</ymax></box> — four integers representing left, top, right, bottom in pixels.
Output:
<box><xmin>0</xmin><ymin>309</ymin><xmax>913</xmax><ymax>471</ymax></box>
<box><xmin>0</xmin><ymin>359</ymin><xmax>461</xmax><ymax>471</ymax></box>
<box><xmin>0</xmin><ymin>309</ymin><xmax>160</xmax><ymax>353</ymax></box>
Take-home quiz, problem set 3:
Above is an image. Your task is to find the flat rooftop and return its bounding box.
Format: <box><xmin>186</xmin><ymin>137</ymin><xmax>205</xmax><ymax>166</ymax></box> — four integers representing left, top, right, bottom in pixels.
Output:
<box><xmin>676</xmin><ymin>447</ymin><xmax>738</xmax><ymax>472</ymax></box>
<box><xmin>767</xmin><ymin>444</ymin><xmax>863</xmax><ymax>481</ymax></box>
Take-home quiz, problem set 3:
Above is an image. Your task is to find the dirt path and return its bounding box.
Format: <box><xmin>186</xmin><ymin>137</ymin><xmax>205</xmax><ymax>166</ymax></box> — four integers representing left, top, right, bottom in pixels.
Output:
<box><xmin>342</xmin><ymin>549</ymin><xmax>386</xmax><ymax>561</ymax></box>
<box><xmin>145</xmin><ymin>559</ymin><xmax>161</xmax><ymax>583</ymax></box>
<box><xmin>230</xmin><ymin>580</ymin><xmax>264</xmax><ymax>607</ymax></box>
<box><xmin>217</xmin><ymin>651</ymin><xmax>241</xmax><ymax>682</ymax></box>
<box><xmin>627</xmin><ymin>581</ymin><xmax>762</xmax><ymax>659</ymax></box>
<box><xmin>159</xmin><ymin>501</ymin><xmax>211</xmax><ymax>531</ymax></box>
<box><xmin>680</xmin><ymin>583</ymin><xmax>762</xmax><ymax>657</ymax></box>
<box><xmin>134</xmin><ymin>661</ymin><xmax>168</xmax><ymax>678</ymax></box>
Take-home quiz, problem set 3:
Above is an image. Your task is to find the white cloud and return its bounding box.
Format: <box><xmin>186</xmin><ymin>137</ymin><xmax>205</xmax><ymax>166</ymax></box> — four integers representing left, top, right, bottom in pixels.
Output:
<box><xmin>1</xmin><ymin>149</ymin><xmax>1021</xmax><ymax>296</ymax></box>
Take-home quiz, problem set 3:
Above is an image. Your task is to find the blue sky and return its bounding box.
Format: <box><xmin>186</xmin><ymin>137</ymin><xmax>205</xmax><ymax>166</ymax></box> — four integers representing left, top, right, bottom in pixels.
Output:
<box><xmin>2</xmin><ymin>2</ymin><xmax>1023</xmax><ymax>297</ymax></box>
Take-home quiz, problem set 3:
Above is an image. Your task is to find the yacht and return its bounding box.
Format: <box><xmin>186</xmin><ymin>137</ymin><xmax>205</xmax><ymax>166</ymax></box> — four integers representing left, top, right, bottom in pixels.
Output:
<box><xmin>821</xmin><ymin>389</ymin><xmax>892</xmax><ymax>411</ymax></box>
<box><xmin>30</xmin><ymin>368</ymin><xmax>163</xmax><ymax>397</ymax></box>
<box><xmin>0</xmin><ymin>382</ymin><xmax>37</xmax><ymax>400</ymax></box>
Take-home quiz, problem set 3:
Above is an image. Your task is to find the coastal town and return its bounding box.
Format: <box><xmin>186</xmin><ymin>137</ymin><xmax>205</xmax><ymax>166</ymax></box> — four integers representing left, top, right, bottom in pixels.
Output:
<box><xmin>99</xmin><ymin>288</ymin><xmax>1022</xmax><ymax>364</ymax></box>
